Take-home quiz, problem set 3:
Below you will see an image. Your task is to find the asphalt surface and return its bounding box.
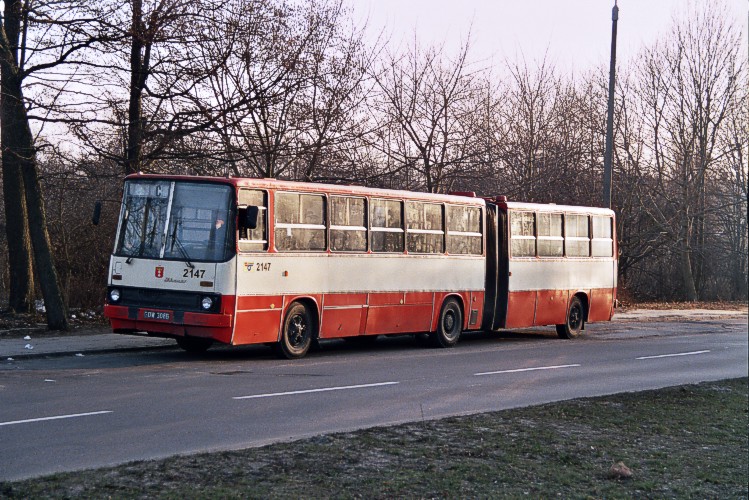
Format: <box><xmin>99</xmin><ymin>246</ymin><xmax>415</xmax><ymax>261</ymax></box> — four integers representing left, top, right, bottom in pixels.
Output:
<box><xmin>0</xmin><ymin>310</ymin><xmax>747</xmax><ymax>482</ymax></box>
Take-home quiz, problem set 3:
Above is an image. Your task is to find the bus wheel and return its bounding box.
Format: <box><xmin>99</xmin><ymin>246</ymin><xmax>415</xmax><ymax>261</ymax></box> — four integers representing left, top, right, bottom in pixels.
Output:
<box><xmin>176</xmin><ymin>336</ymin><xmax>213</xmax><ymax>353</ymax></box>
<box><xmin>556</xmin><ymin>296</ymin><xmax>584</xmax><ymax>339</ymax></box>
<box><xmin>433</xmin><ymin>298</ymin><xmax>462</xmax><ymax>348</ymax></box>
<box><xmin>278</xmin><ymin>302</ymin><xmax>314</xmax><ymax>359</ymax></box>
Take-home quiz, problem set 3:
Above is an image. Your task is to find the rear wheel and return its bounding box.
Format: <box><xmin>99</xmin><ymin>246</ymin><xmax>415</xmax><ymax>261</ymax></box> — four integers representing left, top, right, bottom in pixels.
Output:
<box><xmin>176</xmin><ymin>336</ymin><xmax>213</xmax><ymax>353</ymax></box>
<box><xmin>556</xmin><ymin>296</ymin><xmax>584</xmax><ymax>339</ymax></box>
<box><xmin>277</xmin><ymin>302</ymin><xmax>315</xmax><ymax>359</ymax></box>
<box><xmin>433</xmin><ymin>298</ymin><xmax>463</xmax><ymax>348</ymax></box>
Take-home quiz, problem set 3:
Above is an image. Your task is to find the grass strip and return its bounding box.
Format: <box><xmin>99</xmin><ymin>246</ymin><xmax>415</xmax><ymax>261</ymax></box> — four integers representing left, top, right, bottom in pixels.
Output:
<box><xmin>2</xmin><ymin>378</ymin><xmax>747</xmax><ymax>499</ymax></box>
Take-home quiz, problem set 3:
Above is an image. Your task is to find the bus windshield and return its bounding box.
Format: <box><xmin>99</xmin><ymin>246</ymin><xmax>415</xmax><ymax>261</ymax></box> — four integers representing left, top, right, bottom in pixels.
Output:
<box><xmin>115</xmin><ymin>180</ymin><xmax>234</xmax><ymax>262</ymax></box>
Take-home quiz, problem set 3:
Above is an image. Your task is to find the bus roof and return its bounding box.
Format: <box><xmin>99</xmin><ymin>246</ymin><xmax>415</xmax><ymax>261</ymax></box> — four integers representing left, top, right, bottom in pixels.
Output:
<box><xmin>124</xmin><ymin>173</ymin><xmax>487</xmax><ymax>206</ymax></box>
<box><xmin>499</xmin><ymin>200</ymin><xmax>615</xmax><ymax>217</ymax></box>
<box><xmin>123</xmin><ymin>174</ymin><xmax>614</xmax><ymax>214</ymax></box>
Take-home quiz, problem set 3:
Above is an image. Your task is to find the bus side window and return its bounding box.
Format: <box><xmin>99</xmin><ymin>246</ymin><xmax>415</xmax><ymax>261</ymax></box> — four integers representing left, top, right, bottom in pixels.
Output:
<box><xmin>330</xmin><ymin>196</ymin><xmax>367</xmax><ymax>252</ymax></box>
<box><xmin>537</xmin><ymin>213</ymin><xmax>564</xmax><ymax>257</ymax></box>
<box><xmin>407</xmin><ymin>202</ymin><xmax>444</xmax><ymax>253</ymax></box>
<box><xmin>371</xmin><ymin>199</ymin><xmax>404</xmax><ymax>252</ymax></box>
<box><xmin>446</xmin><ymin>205</ymin><xmax>482</xmax><ymax>255</ymax></box>
<box><xmin>565</xmin><ymin>214</ymin><xmax>590</xmax><ymax>257</ymax></box>
<box><xmin>238</xmin><ymin>189</ymin><xmax>267</xmax><ymax>252</ymax></box>
<box><xmin>275</xmin><ymin>192</ymin><xmax>326</xmax><ymax>251</ymax></box>
<box><xmin>510</xmin><ymin>211</ymin><xmax>536</xmax><ymax>257</ymax></box>
<box><xmin>591</xmin><ymin>216</ymin><xmax>614</xmax><ymax>257</ymax></box>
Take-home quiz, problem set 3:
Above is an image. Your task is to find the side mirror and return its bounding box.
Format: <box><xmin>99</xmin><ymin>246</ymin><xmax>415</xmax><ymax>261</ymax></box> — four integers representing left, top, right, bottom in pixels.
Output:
<box><xmin>92</xmin><ymin>201</ymin><xmax>102</xmax><ymax>225</ymax></box>
<box><xmin>245</xmin><ymin>206</ymin><xmax>259</xmax><ymax>230</ymax></box>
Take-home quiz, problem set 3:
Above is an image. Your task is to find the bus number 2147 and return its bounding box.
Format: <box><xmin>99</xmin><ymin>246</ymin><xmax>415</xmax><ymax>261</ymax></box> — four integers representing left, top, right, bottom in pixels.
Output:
<box><xmin>183</xmin><ymin>268</ymin><xmax>206</xmax><ymax>278</ymax></box>
<box><xmin>245</xmin><ymin>262</ymin><xmax>271</xmax><ymax>272</ymax></box>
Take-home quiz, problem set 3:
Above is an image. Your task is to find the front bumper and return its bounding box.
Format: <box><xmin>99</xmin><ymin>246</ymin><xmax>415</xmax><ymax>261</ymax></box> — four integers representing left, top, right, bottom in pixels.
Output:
<box><xmin>104</xmin><ymin>304</ymin><xmax>232</xmax><ymax>342</ymax></box>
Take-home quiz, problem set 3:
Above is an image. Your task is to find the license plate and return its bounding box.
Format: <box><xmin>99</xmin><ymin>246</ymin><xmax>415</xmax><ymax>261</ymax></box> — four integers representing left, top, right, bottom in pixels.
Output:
<box><xmin>143</xmin><ymin>310</ymin><xmax>171</xmax><ymax>321</ymax></box>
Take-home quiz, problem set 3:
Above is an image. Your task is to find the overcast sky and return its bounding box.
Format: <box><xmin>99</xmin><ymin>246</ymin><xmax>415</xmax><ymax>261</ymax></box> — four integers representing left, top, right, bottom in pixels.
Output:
<box><xmin>352</xmin><ymin>0</ymin><xmax>748</xmax><ymax>72</ymax></box>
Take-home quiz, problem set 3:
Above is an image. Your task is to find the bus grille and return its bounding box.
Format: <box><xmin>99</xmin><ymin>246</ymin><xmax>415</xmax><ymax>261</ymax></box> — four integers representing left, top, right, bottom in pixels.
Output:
<box><xmin>107</xmin><ymin>286</ymin><xmax>221</xmax><ymax>313</ymax></box>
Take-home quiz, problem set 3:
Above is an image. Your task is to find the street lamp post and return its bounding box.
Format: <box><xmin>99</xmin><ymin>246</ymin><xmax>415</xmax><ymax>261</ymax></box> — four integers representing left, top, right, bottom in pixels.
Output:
<box><xmin>602</xmin><ymin>1</ymin><xmax>619</xmax><ymax>209</ymax></box>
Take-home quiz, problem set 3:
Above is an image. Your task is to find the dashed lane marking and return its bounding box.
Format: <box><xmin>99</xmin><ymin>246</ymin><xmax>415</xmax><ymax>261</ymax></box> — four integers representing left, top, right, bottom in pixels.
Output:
<box><xmin>233</xmin><ymin>381</ymin><xmax>399</xmax><ymax>400</ymax></box>
<box><xmin>636</xmin><ymin>350</ymin><xmax>710</xmax><ymax>360</ymax></box>
<box><xmin>0</xmin><ymin>410</ymin><xmax>113</xmax><ymax>427</ymax></box>
<box><xmin>474</xmin><ymin>364</ymin><xmax>581</xmax><ymax>376</ymax></box>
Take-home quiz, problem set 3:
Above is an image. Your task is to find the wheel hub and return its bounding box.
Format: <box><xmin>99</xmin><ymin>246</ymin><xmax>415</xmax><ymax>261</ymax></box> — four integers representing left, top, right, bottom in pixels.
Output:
<box><xmin>290</xmin><ymin>315</ymin><xmax>307</xmax><ymax>345</ymax></box>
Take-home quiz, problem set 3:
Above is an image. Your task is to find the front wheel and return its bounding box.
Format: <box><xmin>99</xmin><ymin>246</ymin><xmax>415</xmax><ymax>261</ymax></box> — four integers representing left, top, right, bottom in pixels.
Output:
<box><xmin>277</xmin><ymin>302</ymin><xmax>315</xmax><ymax>359</ymax></box>
<box><xmin>556</xmin><ymin>296</ymin><xmax>584</xmax><ymax>339</ymax></box>
<box><xmin>432</xmin><ymin>298</ymin><xmax>463</xmax><ymax>348</ymax></box>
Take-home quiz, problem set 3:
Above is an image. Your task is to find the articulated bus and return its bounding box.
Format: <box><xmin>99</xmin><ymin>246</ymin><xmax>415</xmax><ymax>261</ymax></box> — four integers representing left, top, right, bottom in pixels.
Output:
<box><xmin>103</xmin><ymin>174</ymin><xmax>617</xmax><ymax>358</ymax></box>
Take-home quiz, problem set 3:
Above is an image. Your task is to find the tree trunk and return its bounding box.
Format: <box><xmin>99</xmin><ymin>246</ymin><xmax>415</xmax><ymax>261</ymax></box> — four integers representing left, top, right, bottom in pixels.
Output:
<box><xmin>1</xmin><ymin>155</ymin><xmax>33</xmax><ymax>312</ymax></box>
<box><xmin>19</xmin><ymin>145</ymin><xmax>69</xmax><ymax>329</ymax></box>
<box><xmin>1</xmin><ymin>0</ymin><xmax>33</xmax><ymax>313</ymax></box>
<box><xmin>126</xmin><ymin>0</ymin><xmax>145</xmax><ymax>175</ymax></box>
<box><xmin>679</xmin><ymin>216</ymin><xmax>698</xmax><ymax>301</ymax></box>
<box><xmin>0</xmin><ymin>0</ymin><xmax>68</xmax><ymax>329</ymax></box>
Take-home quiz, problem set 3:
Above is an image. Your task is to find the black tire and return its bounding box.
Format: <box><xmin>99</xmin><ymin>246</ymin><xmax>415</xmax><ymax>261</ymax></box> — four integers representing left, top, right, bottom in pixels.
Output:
<box><xmin>277</xmin><ymin>302</ymin><xmax>315</xmax><ymax>359</ymax></box>
<box><xmin>556</xmin><ymin>296</ymin><xmax>585</xmax><ymax>339</ymax></box>
<box><xmin>176</xmin><ymin>336</ymin><xmax>213</xmax><ymax>353</ymax></box>
<box><xmin>433</xmin><ymin>298</ymin><xmax>463</xmax><ymax>348</ymax></box>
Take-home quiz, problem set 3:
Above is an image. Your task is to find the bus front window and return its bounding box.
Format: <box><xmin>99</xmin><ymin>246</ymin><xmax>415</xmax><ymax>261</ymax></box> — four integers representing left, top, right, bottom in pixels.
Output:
<box><xmin>116</xmin><ymin>180</ymin><xmax>235</xmax><ymax>262</ymax></box>
<box><xmin>117</xmin><ymin>181</ymin><xmax>170</xmax><ymax>259</ymax></box>
<box><xmin>163</xmin><ymin>183</ymin><xmax>234</xmax><ymax>262</ymax></box>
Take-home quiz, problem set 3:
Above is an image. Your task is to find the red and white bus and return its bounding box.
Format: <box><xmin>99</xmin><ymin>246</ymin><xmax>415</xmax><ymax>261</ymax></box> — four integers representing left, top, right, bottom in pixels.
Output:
<box><xmin>103</xmin><ymin>174</ymin><xmax>617</xmax><ymax>358</ymax></box>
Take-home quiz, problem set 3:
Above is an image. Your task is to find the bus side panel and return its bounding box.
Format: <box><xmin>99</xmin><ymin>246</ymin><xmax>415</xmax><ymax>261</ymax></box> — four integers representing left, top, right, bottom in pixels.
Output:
<box><xmin>233</xmin><ymin>254</ymin><xmax>484</xmax><ymax>340</ymax></box>
<box><xmin>588</xmin><ymin>287</ymin><xmax>615</xmax><ymax>322</ymax></box>
<box><xmin>534</xmin><ymin>289</ymin><xmax>569</xmax><ymax>326</ymax></box>
<box><xmin>320</xmin><ymin>293</ymin><xmax>367</xmax><ymax>338</ymax></box>
<box><xmin>233</xmin><ymin>295</ymin><xmax>284</xmax><ymax>344</ymax></box>
<box><xmin>366</xmin><ymin>292</ymin><xmax>432</xmax><ymax>334</ymax></box>
<box><xmin>504</xmin><ymin>290</ymin><xmax>537</xmax><ymax>328</ymax></box>
<box><xmin>405</xmin><ymin>291</ymin><xmax>436</xmax><ymax>332</ymax></box>
<box><xmin>467</xmin><ymin>291</ymin><xmax>484</xmax><ymax>329</ymax></box>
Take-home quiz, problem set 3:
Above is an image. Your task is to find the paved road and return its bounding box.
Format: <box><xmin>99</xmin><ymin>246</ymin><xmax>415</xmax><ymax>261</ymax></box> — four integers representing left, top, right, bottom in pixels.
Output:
<box><xmin>1</xmin><ymin>318</ymin><xmax>747</xmax><ymax>481</ymax></box>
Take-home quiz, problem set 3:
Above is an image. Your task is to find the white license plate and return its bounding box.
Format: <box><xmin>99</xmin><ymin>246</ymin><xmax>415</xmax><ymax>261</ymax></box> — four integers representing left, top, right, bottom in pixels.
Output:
<box><xmin>143</xmin><ymin>310</ymin><xmax>171</xmax><ymax>321</ymax></box>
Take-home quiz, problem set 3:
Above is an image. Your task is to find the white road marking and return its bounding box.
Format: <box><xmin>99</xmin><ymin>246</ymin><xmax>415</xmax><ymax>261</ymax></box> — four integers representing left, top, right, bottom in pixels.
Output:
<box><xmin>0</xmin><ymin>410</ymin><xmax>112</xmax><ymax>427</ymax></box>
<box><xmin>474</xmin><ymin>364</ymin><xmax>581</xmax><ymax>376</ymax></box>
<box><xmin>636</xmin><ymin>350</ymin><xmax>710</xmax><ymax>360</ymax></box>
<box><xmin>233</xmin><ymin>381</ymin><xmax>399</xmax><ymax>400</ymax></box>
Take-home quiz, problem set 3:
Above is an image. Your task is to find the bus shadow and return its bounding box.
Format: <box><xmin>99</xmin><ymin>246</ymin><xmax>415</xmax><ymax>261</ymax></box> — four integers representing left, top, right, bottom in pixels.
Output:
<box><xmin>16</xmin><ymin>328</ymin><xmax>565</xmax><ymax>371</ymax></box>
<box><xmin>194</xmin><ymin>327</ymin><xmax>563</xmax><ymax>361</ymax></box>
<box><xmin>310</xmin><ymin>327</ymin><xmax>561</xmax><ymax>357</ymax></box>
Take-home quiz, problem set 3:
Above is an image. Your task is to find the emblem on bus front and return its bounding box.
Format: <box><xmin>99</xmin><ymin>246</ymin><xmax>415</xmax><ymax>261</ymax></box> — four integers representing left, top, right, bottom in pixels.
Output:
<box><xmin>155</xmin><ymin>266</ymin><xmax>164</xmax><ymax>278</ymax></box>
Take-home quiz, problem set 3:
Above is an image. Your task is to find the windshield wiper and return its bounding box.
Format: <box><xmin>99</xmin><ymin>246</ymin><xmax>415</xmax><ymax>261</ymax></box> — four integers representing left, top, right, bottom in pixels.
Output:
<box><xmin>125</xmin><ymin>250</ymin><xmax>137</xmax><ymax>264</ymax></box>
<box><xmin>170</xmin><ymin>219</ymin><xmax>195</xmax><ymax>269</ymax></box>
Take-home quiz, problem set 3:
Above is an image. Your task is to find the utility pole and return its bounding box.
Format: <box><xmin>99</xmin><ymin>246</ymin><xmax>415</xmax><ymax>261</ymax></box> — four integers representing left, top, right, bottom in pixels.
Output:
<box><xmin>602</xmin><ymin>1</ymin><xmax>618</xmax><ymax>209</ymax></box>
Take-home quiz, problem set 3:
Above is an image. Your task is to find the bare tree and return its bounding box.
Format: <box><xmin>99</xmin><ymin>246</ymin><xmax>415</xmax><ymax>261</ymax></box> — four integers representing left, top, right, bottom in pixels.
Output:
<box><xmin>192</xmin><ymin>0</ymin><xmax>370</xmax><ymax>181</ymax></box>
<box><xmin>0</xmin><ymin>0</ymin><xmax>32</xmax><ymax>313</ymax></box>
<box><xmin>635</xmin><ymin>3</ymin><xmax>744</xmax><ymax>300</ymax></box>
<box><xmin>373</xmin><ymin>38</ymin><xmax>486</xmax><ymax>193</ymax></box>
<box><xmin>0</xmin><ymin>0</ymin><xmax>116</xmax><ymax>327</ymax></box>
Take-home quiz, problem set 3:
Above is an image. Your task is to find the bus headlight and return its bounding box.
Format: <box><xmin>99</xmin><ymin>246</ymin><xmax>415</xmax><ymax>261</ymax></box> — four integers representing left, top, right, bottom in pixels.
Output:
<box><xmin>109</xmin><ymin>288</ymin><xmax>121</xmax><ymax>303</ymax></box>
<box><xmin>201</xmin><ymin>296</ymin><xmax>213</xmax><ymax>310</ymax></box>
